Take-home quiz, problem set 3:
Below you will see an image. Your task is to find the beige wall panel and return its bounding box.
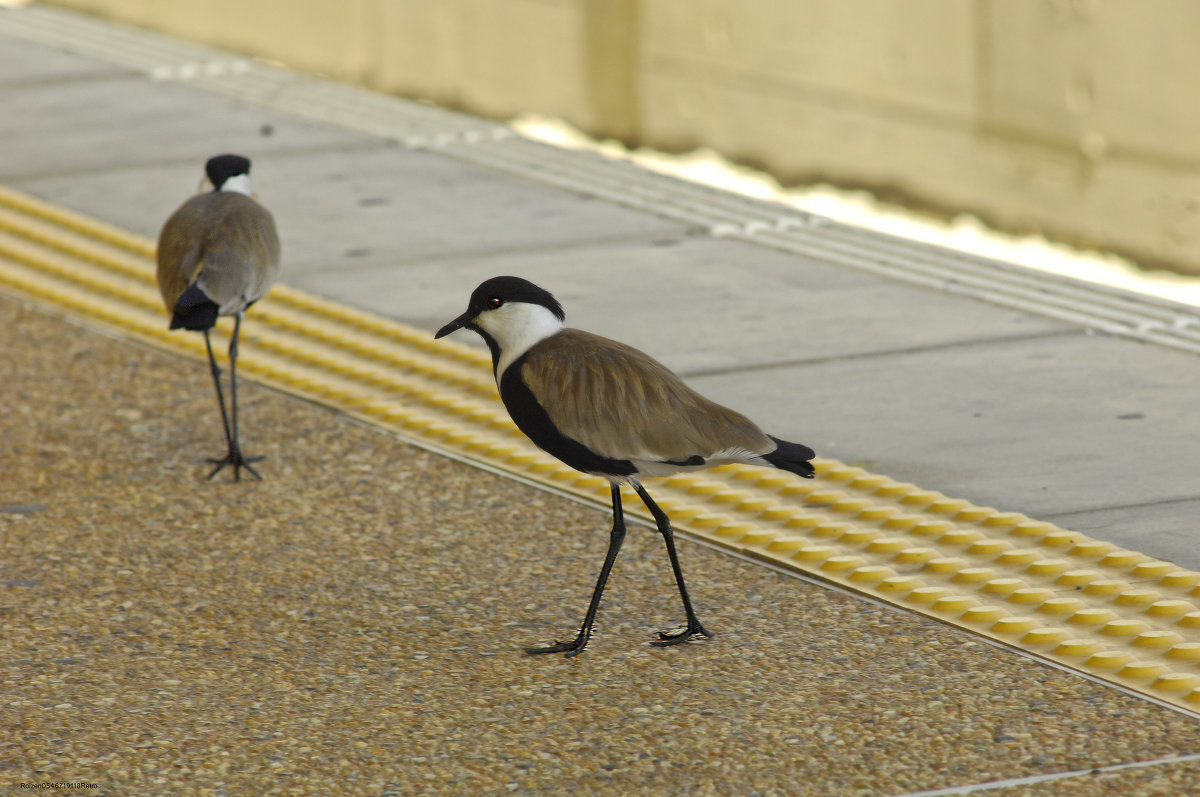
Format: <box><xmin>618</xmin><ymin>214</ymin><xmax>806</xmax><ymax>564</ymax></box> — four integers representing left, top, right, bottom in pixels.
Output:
<box><xmin>640</xmin><ymin>70</ymin><xmax>1200</xmax><ymax>269</ymax></box>
<box><xmin>640</xmin><ymin>0</ymin><xmax>977</xmax><ymax>118</ymax></box>
<box><xmin>452</xmin><ymin>0</ymin><xmax>591</xmax><ymax>124</ymax></box>
<box><xmin>52</xmin><ymin>0</ymin><xmax>376</xmax><ymax>82</ymax></box>
<box><xmin>370</xmin><ymin>1</ymin><xmax>468</xmax><ymax>102</ymax></box>
<box><xmin>984</xmin><ymin>0</ymin><xmax>1200</xmax><ymax>163</ymax></box>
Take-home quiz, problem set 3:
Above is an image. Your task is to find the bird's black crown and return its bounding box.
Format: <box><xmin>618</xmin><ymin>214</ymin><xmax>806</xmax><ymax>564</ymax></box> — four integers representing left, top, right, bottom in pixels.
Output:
<box><xmin>205</xmin><ymin>154</ymin><xmax>252</xmax><ymax>191</ymax></box>
<box><xmin>470</xmin><ymin>276</ymin><xmax>565</xmax><ymax>321</ymax></box>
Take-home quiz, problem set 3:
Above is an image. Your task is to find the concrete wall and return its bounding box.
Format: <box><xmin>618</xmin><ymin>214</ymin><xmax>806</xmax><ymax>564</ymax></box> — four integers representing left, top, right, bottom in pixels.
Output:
<box><xmin>45</xmin><ymin>0</ymin><xmax>1200</xmax><ymax>275</ymax></box>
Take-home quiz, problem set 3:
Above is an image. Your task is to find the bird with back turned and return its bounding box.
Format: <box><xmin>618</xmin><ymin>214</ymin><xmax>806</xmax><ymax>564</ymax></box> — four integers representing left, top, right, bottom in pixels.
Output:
<box><xmin>156</xmin><ymin>154</ymin><xmax>280</xmax><ymax>482</ymax></box>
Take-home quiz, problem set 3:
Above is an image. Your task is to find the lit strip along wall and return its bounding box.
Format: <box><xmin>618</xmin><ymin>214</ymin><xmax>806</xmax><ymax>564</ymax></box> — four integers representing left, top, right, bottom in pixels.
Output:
<box><xmin>1</xmin><ymin>184</ymin><xmax>1198</xmax><ymax>713</ymax></box>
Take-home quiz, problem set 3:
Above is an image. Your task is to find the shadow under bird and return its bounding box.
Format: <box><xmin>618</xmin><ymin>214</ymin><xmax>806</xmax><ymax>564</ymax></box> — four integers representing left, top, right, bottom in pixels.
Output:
<box><xmin>436</xmin><ymin>276</ymin><xmax>816</xmax><ymax>656</ymax></box>
<box><xmin>156</xmin><ymin>154</ymin><xmax>281</xmax><ymax>481</ymax></box>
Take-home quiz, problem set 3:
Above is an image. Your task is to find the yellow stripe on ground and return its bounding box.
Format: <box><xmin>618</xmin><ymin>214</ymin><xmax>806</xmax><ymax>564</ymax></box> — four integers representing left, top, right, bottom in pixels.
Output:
<box><xmin>2</xmin><ymin>184</ymin><xmax>1198</xmax><ymax>712</ymax></box>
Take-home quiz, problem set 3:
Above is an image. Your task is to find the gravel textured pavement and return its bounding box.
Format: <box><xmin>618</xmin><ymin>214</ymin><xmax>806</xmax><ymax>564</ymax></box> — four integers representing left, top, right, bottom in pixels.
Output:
<box><xmin>3</xmin><ymin>293</ymin><xmax>1198</xmax><ymax>796</ymax></box>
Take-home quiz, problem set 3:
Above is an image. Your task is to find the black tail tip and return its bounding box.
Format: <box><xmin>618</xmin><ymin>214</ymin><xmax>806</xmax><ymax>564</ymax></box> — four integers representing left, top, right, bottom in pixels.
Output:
<box><xmin>169</xmin><ymin>284</ymin><xmax>219</xmax><ymax>330</ymax></box>
<box><xmin>764</xmin><ymin>435</ymin><xmax>816</xmax><ymax>479</ymax></box>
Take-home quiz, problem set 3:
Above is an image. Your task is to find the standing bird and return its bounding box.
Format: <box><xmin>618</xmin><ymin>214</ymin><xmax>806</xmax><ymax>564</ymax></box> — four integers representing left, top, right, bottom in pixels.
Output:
<box><xmin>436</xmin><ymin>276</ymin><xmax>815</xmax><ymax>656</ymax></box>
<box><xmin>156</xmin><ymin>154</ymin><xmax>281</xmax><ymax>481</ymax></box>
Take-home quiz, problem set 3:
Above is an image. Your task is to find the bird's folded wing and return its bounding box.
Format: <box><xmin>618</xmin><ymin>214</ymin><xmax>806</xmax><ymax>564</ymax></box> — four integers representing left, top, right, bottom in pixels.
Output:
<box><xmin>521</xmin><ymin>329</ymin><xmax>772</xmax><ymax>463</ymax></box>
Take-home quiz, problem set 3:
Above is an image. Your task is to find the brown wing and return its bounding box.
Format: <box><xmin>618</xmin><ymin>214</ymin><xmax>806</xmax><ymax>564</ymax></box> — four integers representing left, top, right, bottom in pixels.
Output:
<box><xmin>520</xmin><ymin>329</ymin><xmax>771</xmax><ymax>463</ymax></box>
<box><xmin>156</xmin><ymin>193</ymin><xmax>280</xmax><ymax>313</ymax></box>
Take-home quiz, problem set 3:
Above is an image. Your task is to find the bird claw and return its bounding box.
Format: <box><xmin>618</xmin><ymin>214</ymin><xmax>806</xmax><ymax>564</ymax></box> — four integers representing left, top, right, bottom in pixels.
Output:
<box><xmin>525</xmin><ymin>631</ymin><xmax>592</xmax><ymax>657</ymax></box>
<box><xmin>206</xmin><ymin>450</ymin><xmax>266</xmax><ymax>482</ymax></box>
<box><xmin>650</xmin><ymin>621</ymin><xmax>713</xmax><ymax>647</ymax></box>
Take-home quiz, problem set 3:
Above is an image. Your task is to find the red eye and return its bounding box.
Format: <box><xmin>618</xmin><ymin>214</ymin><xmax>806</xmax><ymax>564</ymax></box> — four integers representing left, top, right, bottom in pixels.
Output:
<box><xmin>486</xmin><ymin>297</ymin><xmax>503</xmax><ymax>309</ymax></box>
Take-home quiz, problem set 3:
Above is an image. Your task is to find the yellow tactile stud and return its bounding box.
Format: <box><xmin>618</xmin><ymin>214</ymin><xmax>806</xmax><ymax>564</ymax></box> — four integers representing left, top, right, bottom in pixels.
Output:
<box><xmin>1068</xmin><ymin>608</ymin><xmax>1119</xmax><ymax>626</ymax></box>
<box><xmin>857</xmin><ymin>506</ymin><xmax>899</xmax><ymax>522</ymax></box>
<box><xmin>1007</xmin><ymin>587</ymin><xmax>1055</xmax><ymax>605</ymax></box>
<box><xmin>865</xmin><ymin>538</ymin><xmax>909</xmax><ymax>554</ymax></box>
<box><xmin>1056</xmin><ymin>569</ymin><xmax>1101</xmax><ymax>587</ymax></box>
<box><xmin>1130</xmin><ymin>561</ymin><xmax>1176</xmax><ymax>580</ymax></box>
<box><xmin>1132</xmin><ymin>631</ymin><xmax>1184</xmax><ymax>649</ymax></box>
<box><xmin>809</xmin><ymin>523</ymin><xmax>851</xmax><ymax>538</ymax></box>
<box><xmin>1113</xmin><ymin>589</ymin><xmax>1161</xmax><ymax>607</ymax></box>
<box><xmin>1025</xmin><ymin>559</ymin><xmax>1071</xmax><ymax>577</ymax></box>
<box><xmin>982</xmin><ymin>513</ymin><xmax>1026</xmax><ymax>528</ymax></box>
<box><xmin>791</xmin><ymin>545</ymin><xmax>836</xmax><ymax>563</ymax></box>
<box><xmin>980</xmin><ymin>578</ymin><xmax>1024</xmax><ymax>596</ymax></box>
<box><xmin>907</xmin><ymin>586</ymin><xmax>952</xmax><ymax>604</ymax></box>
<box><xmin>967</xmin><ymin>540</ymin><xmax>1012</xmax><ymax>557</ymax></box>
<box><xmin>1117</xmin><ymin>661</ymin><xmax>1166</xmax><ymax>679</ymax></box>
<box><xmin>847</xmin><ymin>566</ymin><xmax>895</xmax><ymax>583</ymax></box>
<box><xmin>951</xmin><ymin>568</ymin><xmax>995</xmax><ymax>584</ymax></box>
<box><xmin>960</xmin><ymin>606</ymin><xmax>1007</xmax><ymax>624</ymax></box>
<box><xmin>995</xmin><ymin>549</ymin><xmax>1040</xmax><ymax>566</ymax></box>
<box><xmin>736</xmin><ymin>498</ymin><xmax>775</xmax><ymax>514</ymax></box>
<box><xmin>765</xmin><ymin>538</ymin><xmax>811</xmax><ymax>554</ymax></box>
<box><xmin>710</xmin><ymin>521</ymin><xmax>752</xmax><ymax>538</ymax></box>
<box><xmin>1159</xmin><ymin>571</ymin><xmax>1200</xmax><ymax>589</ymax></box>
<box><xmin>923</xmin><ymin>557</ymin><xmax>966</xmax><ymax>575</ymax></box>
<box><xmin>931</xmin><ymin>596</ymin><xmax>976</xmax><ymax>614</ymax></box>
<box><xmin>1100</xmin><ymin>551</ymin><xmax>1149</xmax><ymax>569</ymax></box>
<box><xmin>1039</xmin><ymin>597</ymin><xmax>1085</xmax><ymax>615</ymax></box>
<box><xmin>910</xmin><ymin>520</ymin><xmax>953</xmax><ymax>536</ymax></box>
<box><xmin>1023</xmin><ymin>627</ymin><xmax>1070</xmax><ymax>646</ymax></box>
<box><xmin>736</xmin><ymin>529</ymin><xmax>777</xmax><ymax>546</ymax></box>
<box><xmin>1166</xmin><ymin>643</ymin><xmax>1200</xmax><ymax>661</ymax></box>
<box><xmin>881</xmin><ymin>515</ymin><xmax>923</xmax><ymax>531</ymax></box>
<box><xmin>928</xmin><ymin>499</ymin><xmax>970</xmax><ymax>514</ymax></box>
<box><xmin>1008</xmin><ymin>521</ymin><xmax>1055</xmax><ymax>539</ymax></box>
<box><xmin>838</xmin><ymin>528</ymin><xmax>881</xmax><ymax>546</ymax></box>
<box><xmin>760</xmin><ymin>506</ymin><xmax>805</xmax><ymax>522</ymax></box>
<box><xmin>1099</xmin><ymin>619</ymin><xmax>1150</xmax><ymax>637</ymax></box>
<box><xmin>991</xmin><ymin>616</ymin><xmax>1039</xmax><ymax>635</ymax></box>
<box><xmin>821</xmin><ymin>555</ymin><xmax>868</xmax><ymax>572</ymax></box>
<box><xmin>1054</xmin><ymin>639</ymin><xmax>1101</xmax><ymax>657</ymax></box>
<box><xmin>850</xmin><ymin>475</ymin><xmax>891</xmax><ymax>491</ymax></box>
<box><xmin>1153</xmin><ymin>674</ymin><xmax>1199</xmax><ymax>692</ymax></box>
<box><xmin>938</xmin><ymin>529</ymin><xmax>983</xmax><ymax>546</ymax></box>
<box><xmin>1070</xmin><ymin>540</ymin><xmax>1117</xmax><ymax>558</ymax></box>
<box><xmin>898</xmin><ymin>490</ymin><xmax>943</xmax><ymax>506</ymax></box>
<box><xmin>782</xmin><ymin>514</ymin><xmax>826</xmax><ymax>529</ymax></box>
<box><xmin>892</xmin><ymin>548</ymin><xmax>938</xmax><ymax>565</ymax></box>
<box><xmin>1041</xmin><ymin>530</ymin><xmax>1081</xmax><ymax>548</ymax></box>
<box><xmin>877</xmin><ymin>576</ymin><xmax>922</xmax><ymax>593</ymax></box>
<box><xmin>1081</xmin><ymin>579</ymin><xmax>1130</xmax><ymax>596</ymax></box>
<box><xmin>831</xmin><ymin>498</ymin><xmax>873</xmax><ymax>514</ymax></box>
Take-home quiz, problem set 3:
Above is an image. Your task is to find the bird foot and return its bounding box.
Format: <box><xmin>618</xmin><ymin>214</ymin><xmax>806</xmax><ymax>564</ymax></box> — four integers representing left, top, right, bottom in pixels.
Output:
<box><xmin>206</xmin><ymin>450</ymin><xmax>265</xmax><ymax>482</ymax></box>
<box><xmin>525</xmin><ymin>631</ymin><xmax>591</xmax><ymax>658</ymax></box>
<box><xmin>650</xmin><ymin>620</ymin><xmax>713</xmax><ymax>648</ymax></box>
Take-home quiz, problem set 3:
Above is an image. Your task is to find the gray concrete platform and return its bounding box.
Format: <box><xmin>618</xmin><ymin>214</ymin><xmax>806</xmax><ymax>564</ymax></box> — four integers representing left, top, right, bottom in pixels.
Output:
<box><xmin>2</xmin><ymin>4</ymin><xmax>1194</xmax><ymax>572</ymax></box>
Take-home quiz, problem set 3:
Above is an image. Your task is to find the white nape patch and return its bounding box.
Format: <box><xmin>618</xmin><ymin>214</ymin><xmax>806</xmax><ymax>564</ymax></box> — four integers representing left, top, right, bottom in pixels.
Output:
<box><xmin>474</xmin><ymin>301</ymin><xmax>564</xmax><ymax>381</ymax></box>
<box><xmin>219</xmin><ymin>173</ymin><xmax>253</xmax><ymax>196</ymax></box>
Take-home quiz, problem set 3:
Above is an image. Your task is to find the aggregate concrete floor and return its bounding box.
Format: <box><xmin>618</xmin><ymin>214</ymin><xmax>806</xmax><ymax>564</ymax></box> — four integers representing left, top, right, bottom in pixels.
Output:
<box><xmin>3</xmin><ymin>296</ymin><xmax>1199</xmax><ymax>796</ymax></box>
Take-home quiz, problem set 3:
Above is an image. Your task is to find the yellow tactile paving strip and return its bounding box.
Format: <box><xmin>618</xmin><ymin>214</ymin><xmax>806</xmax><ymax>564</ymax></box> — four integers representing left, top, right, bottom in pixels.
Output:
<box><xmin>2</xmin><ymin>183</ymin><xmax>1199</xmax><ymax>713</ymax></box>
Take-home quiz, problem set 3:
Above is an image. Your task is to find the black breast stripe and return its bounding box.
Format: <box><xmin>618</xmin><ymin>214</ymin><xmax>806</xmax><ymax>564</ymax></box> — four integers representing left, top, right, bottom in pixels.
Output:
<box><xmin>499</xmin><ymin>352</ymin><xmax>637</xmax><ymax>477</ymax></box>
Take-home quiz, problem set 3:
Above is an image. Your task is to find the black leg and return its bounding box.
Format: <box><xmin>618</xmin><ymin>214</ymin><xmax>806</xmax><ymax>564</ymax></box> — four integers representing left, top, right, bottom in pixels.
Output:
<box><xmin>632</xmin><ymin>481</ymin><xmax>713</xmax><ymax>646</ymax></box>
<box><xmin>203</xmin><ymin>329</ymin><xmax>235</xmax><ymax>477</ymax></box>
<box><xmin>205</xmin><ymin>313</ymin><xmax>264</xmax><ymax>482</ymax></box>
<box><xmin>526</xmin><ymin>482</ymin><xmax>627</xmax><ymax>657</ymax></box>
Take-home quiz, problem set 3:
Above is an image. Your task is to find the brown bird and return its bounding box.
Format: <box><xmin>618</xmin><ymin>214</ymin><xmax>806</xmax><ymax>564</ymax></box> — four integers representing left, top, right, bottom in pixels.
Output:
<box><xmin>156</xmin><ymin>154</ymin><xmax>280</xmax><ymax>481</ymax></box>
<box><xmin>436</xmin><ymin>276</ymin><xmax>815</xmax><ymax>656</ymax></box>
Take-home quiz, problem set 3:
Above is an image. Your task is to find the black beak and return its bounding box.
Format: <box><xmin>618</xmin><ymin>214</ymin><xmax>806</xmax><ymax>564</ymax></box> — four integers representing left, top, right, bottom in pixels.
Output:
<box><xmin>435</xmin><ymin>310</ymin><xmax>475</xmax><ymax>339</ymax></box>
